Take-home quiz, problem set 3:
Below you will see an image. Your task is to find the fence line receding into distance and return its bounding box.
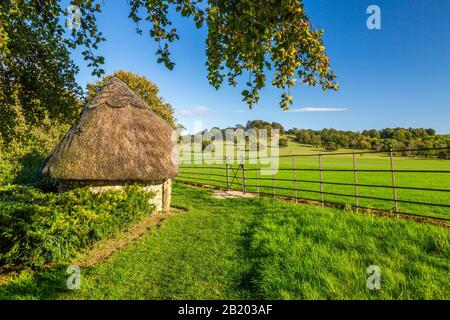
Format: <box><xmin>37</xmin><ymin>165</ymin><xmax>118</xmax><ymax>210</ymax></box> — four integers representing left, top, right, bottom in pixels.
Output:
<box><xmin>175</xmin><ymin>148</ymin><xmax>450</xmax><ymax>222</ymax></box>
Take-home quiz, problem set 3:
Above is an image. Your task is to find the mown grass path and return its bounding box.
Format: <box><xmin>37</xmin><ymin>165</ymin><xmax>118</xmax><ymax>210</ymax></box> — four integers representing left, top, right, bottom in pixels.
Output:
<box><xmin>1</xmin><ymin>183</ymin><xmax>449</xmax><ymax>299</ymax></box>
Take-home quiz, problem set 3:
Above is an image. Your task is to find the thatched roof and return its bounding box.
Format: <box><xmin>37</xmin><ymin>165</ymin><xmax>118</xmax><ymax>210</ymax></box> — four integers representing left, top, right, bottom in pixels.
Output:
<box><xmin>42</xmin><ymin>77</ymin><xmax>178</xmax><ymax>183</ymax></box>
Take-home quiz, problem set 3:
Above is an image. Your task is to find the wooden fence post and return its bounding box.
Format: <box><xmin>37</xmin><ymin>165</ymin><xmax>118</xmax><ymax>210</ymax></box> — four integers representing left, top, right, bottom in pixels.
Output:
<box><xmin>353</xmin><ymin>152</ymin><xmax>359</xmax><ymax>212</ymax></box>
<box><xmin>194</xmin><ymin>163</ymin><xmax>197</xmax><ymax>186</ymax></box>
<box><xmin>210</xmin><ymin>162</ymin><xmax>213</xmax><ymax>191</ymax></box>
<box><xmin>187</xmin><ymin>163</ymin><xmax>190</xmax><ymax>185</ymax></box>
<box><xmin>201</xmin><ymin>156</ymin><xmax>204</xmax><ymax>187</ymax></box>
<box><xmin>319</xmin><ymin>154</ymin><xmax>324</xmax><ymax>207</ymax></box>
<box><xmin>255</xmin><ymin>155</ymin><xmax>260</xmax><ymax>195</ymax></box>
<box><xmin>241</xmin><ymin>156</ymin><xmax>246</xmax><ymax>194</ymax></box>
<box><xmin>226</xmin><ymin>156</ymin><xmax>230</xmax><ymax>191</ymax></box>
<box><xmin>272</xmin><ymin>156</ymin><xmax>275</xmax><ymax>197</ymax></box>
<box><xmin>292</xmin><ymin>154</ymin><xmax>298</xmax><ymax>203</ymax></box>
<box><xmin>189</xmin><ymin>159</ymin><xmax>192</xmax><ymax>185</ymax></box>
<box><xmin>389</xmin><ymin>150</ymin><xmax>399</xmax><ymax>212</ymax></box>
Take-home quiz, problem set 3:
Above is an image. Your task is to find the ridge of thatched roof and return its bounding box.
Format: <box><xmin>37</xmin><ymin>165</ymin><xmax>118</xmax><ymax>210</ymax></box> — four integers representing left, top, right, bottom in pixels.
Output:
<box><xmin>42</xmin><ymin>77</ymin><xmax>178</xmax><ymax>182</ymax></box>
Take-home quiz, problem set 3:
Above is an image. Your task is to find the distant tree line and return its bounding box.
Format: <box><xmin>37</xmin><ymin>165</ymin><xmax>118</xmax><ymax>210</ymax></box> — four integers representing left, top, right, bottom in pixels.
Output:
<box><xmin>245</xmin><ymin>120</ymin><xmax>285</xmax><ymax>135</ymax></box>
<box><xmin>182</xmin><ymin>120</ymin><xmax>288</xmax><ymax>152</ymax></box>
<box><xmin>287</xmin><ymin>127</ymin><xmax>450</xmax><ymax>158</ymax></box>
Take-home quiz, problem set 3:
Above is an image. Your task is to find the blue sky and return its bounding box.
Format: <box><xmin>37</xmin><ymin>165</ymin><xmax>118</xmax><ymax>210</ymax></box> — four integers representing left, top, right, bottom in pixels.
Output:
<box><xmin>71</xmin><ymin>0</ymin><xmax>450</xmax><ymax>133</ymax></box>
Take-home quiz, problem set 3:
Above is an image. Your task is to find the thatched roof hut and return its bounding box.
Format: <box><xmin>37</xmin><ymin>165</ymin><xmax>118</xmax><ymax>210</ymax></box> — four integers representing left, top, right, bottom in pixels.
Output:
<box><xmin>42</xmin><ymin>77</ymin><xmax>178</xmax><ymax>210</ymax></box>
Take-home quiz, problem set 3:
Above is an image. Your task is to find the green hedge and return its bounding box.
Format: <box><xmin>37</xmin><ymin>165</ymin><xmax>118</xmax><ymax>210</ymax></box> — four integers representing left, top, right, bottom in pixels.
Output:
<box><xmin>0</xmin><ymin>185</ymin><xmax>155</xmax><ymax>270</ymax></box>
<box><xmin>0</xmin><ymin>118</ymin><xmax>69</xmax><ymax>187</ymax></box>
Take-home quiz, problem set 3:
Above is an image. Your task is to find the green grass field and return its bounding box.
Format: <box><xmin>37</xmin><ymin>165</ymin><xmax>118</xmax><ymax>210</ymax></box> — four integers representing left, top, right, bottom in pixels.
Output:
<box><xmin>1</xmin><ymin>183</ymin><xmax>448</xmax><ymax>299</ymax></box>
<box><xmin>177</xmin><ymin>138</ymin><xmax>450</xmax><ymax>220</ymax></box>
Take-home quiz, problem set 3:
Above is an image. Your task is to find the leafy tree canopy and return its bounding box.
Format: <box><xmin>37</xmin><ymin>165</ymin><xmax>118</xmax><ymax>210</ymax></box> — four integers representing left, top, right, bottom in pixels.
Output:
<box><xmin>128</xmin><ymin>0</ymin><xmax>338</xmax><ymax>109</ymax></box>
<box><xmin>1</xmin><ymin>0</ymin><xmax>337</xmax><ymax>140</ymax></box>
<box><xmin>87</xmin><ymin>71</ymin><xmax>175</xmax><ymax>127</ymax></box>
<box><xmin>0</xmin><ymin>0</ymin><xmax>89</xmax><ymax>141</ymax></box>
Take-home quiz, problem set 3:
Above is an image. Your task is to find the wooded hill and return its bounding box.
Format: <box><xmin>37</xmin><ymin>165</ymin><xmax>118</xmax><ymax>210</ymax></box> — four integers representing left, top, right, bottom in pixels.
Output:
<box><xmin>187</xmin><ymin>121</ymin><xmax>450</xmax><ymax>158</ymax></box>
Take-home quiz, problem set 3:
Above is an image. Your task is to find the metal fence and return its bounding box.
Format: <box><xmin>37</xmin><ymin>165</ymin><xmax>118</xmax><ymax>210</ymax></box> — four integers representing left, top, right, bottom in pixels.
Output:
<box><xmin>175</xmin><ymin>148</ymin><xmax>450</xmax><ymax>222</ymax></box>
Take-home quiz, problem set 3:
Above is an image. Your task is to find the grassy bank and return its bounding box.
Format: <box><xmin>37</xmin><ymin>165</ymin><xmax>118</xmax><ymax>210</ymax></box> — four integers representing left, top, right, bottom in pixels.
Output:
<box><xmin>1</xmin><ymin>183</ymin><xmax>448</xmax><ymax>299</ymax></box>
<box><xmin>177</xmin><ymin>141</ymin><xmax>450</xmax><ymax>219</ymax></box>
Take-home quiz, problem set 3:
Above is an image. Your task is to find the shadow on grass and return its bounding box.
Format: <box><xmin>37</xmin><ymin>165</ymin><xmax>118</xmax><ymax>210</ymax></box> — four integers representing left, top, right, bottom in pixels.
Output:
<box><xmin>0</xmin><ymin>265</ymin><xmax>71</xmax><ymax>300</ymax></box>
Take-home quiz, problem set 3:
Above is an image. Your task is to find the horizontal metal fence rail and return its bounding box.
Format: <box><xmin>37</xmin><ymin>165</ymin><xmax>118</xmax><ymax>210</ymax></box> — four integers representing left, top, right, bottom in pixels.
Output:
<box><xmin>175</xmin><ymin>148</ymin><xmax>450</xmax><ymax>222</ymax></box>
<box><xmin>180</xmin><ymin>147</ymin><xmax>450</xmax><ymax>161</ymax></box>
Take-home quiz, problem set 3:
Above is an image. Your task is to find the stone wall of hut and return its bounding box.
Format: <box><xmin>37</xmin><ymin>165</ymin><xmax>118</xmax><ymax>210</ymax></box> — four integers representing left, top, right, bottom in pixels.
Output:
<box><xmin>60</xmin><ymin>179</ymin><xmax>172</xmax><ymax>211</ymax></box>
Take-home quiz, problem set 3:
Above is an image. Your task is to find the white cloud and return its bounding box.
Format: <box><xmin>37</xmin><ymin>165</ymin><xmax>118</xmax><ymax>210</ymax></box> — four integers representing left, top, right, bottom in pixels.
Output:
<box><xmin>287</xmin><ymin>107</ymin><xmax>347</xmax><ymax>113</ymax></box>
<box><xmin>176</xmin><ymin>106</ymin><xmax>210</xmax><ymax>117</ymax></box>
